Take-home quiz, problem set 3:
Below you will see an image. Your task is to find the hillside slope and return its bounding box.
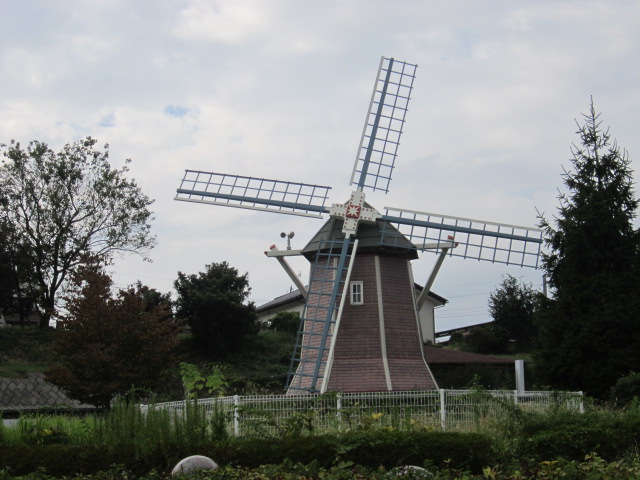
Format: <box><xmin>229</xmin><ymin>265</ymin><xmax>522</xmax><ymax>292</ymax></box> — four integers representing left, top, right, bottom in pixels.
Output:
<box><xmin>0</xmin><ymin>327</ymin><xmax>58</xmax><ymax>377</ymax></box>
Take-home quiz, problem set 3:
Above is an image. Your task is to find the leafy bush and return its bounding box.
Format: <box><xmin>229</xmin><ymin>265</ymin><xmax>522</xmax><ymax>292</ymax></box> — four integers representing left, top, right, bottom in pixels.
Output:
<box><xmin>180</xmin><ymin>362</ymin><xmax>229</xmax><ymax>399</ymax></box>
<box><xmin>174</xmin><ymin>262</ymin><xmax>258</xmax><ymax>360</ymax></box>
<box><xmin>11</xmin><ymin>396</ymin><xmax>640</xmax><ymax>476</ymax></box>
<box><xmin>267</xmin><ymin>311</ymin><xmax>300</xmax><ymax>334</ymax></box>
<box><xmin>334</xmin><ymin>430</ymin><xmax>493</xmax><ymax>472</ymax></box>
<box><xmin>4</xmin><ymin>454</ymin><xmax>640</xmax><ymax>479</ymax></box>
<box><xmin>515</xmin><ymin>406</ymin><xmax>640</xmax><ymax>461</ymax></box>
<box><xmin>429</xmin><ymin>363</ymin><xmax>515</xmax><ymax>390</ymax></box>
<box><xmin>610</xmin><ymin>371</ymin><xmax>640</xmax><ymax>407</ymax></box>
<box><xmin>17</xmin><ymin>414</ymin><xmax>69</xmax><ymax>445</ymax></box>
<box><xmin>0</xmin><ymin>431</ymin><xmax>494</xmax><ymax>476</ymax></box>
<box><xmin>450</xmin><ymin>326</ymin><xmax>506</xmax><ymax>354</ymax></box>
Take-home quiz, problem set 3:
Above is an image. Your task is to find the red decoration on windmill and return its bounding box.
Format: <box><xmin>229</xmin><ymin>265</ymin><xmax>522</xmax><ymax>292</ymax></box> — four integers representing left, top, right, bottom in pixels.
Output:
<box><xmin>176</xmin><ymin>57</ymin><xmax>543</xmax><ymax>394</ymax></box>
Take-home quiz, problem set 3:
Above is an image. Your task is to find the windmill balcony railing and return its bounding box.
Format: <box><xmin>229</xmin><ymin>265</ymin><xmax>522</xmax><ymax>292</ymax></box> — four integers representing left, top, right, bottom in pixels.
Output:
<box><xmin>140</xmin><ymin>389</ymin><xmax>584</xmax><ymax>437</ymax></box>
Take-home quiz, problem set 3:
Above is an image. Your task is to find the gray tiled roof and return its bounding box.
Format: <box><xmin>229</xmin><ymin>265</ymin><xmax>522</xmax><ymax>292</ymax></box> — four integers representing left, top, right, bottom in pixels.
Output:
<box><xmin>256</xmin><ymin>288</ymin><xmax>306</xmax><ymax>312</ymax></box>
<box><xmin>0</xmin><ymin>373</ymin><xmax>94</xmax><ymax>411</ymax></box>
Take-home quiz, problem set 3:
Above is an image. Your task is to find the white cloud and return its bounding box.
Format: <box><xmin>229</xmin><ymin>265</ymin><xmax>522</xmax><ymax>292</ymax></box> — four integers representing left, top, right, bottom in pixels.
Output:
<box><xmin>1</xmin><ymin>47</ymin><xmax>67</xmax><ymax>90</ymax></box>
<box><xmin>173</xmin><ymin>0</ymin><xmax>275</xmax><ymax>44</ymax></box>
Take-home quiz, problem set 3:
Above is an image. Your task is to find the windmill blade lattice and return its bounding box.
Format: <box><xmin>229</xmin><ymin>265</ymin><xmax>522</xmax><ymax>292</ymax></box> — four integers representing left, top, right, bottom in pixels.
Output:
<box><xmin>175</xmin><ymin>170</ymin><xmax>331</xmax><ymax>218</ymax></box>
<box><xmin>381</xmin><ymin>207</ymin><xmax>543</xmax><ymax>268</ymax></box>
<box><xmin>350</xmin><ymin>57</ymin><xmax>417</xmax><ymax>193</ymax></box>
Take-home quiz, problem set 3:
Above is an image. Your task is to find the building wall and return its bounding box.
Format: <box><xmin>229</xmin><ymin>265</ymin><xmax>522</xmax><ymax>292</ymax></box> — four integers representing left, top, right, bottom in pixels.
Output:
<box><xmin>418</xmin><ymin>297</ymin><xmax>438</xmax><ymax>344</ymax></box>
<box><xmin>258</xmin><ymin>288</ymin><xmax>441</xmax><ymax>342</ymax></box>
<box><xmin>265</xmin><ymin>251</ymin><xmax>445</xmax><ymax>394</ymax></box>
<box><xmin>378</xmin><ymin>256</ymin><xmax>437</xmax><ymax>391</ymax></box>
<box><xmin>328</xmin><ymin>253</ymin><xmax>388</xmax><ymax>392</ymax></box>
<box><xmin>327</xmin><ymin>254</ymin><xmax>438</xmax><ymax>392</ymax></box>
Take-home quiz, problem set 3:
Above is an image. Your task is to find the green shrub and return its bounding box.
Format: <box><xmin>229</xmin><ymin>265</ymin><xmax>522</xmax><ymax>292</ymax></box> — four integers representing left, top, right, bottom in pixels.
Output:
<box><xmin>516</xmin><ymin>406</ymin><xmax>640</xmax><ymax>461</ymax></box>
<box><xmin>610</xmin><ymin>371</ymin><xmax>640</xmax><ymax>407</ymax></box>
<box><xmin>0</xmin><ymin>431</ymin><xmax>494</xmax><ymax>476</ymax></box>
<box><xmin>4</xmin><ymin>453</ymin><xmax>640</xmax><ymax>480</ymax></box>
<box><xmin>334</xmin><ymin>430</ymin><xmax>493</xmax><ymax>472</ymax></box>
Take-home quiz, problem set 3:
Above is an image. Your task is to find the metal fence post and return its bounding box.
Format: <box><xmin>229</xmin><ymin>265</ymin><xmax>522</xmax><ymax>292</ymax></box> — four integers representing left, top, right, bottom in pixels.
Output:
<box><xmin>439</xmin><ymin>389</ymin><xmax>446</xmax><ymax>431</ymax></box>
<box><xmin>336</xmin><ymin>393</ymin><xmax>342</xmax><ymax>427</ymax></box>
<box><xmin>233</xmin><ymin>395</ymin><xmax>240</xmax><ymax>436</ymax></box>
<box><xmin>515</xmin><ymin>359</ymin><xmax>525</xmax><ymax>392</ymax></box>
<box><xmin>579</xmin><ymin>391</ymin><xmax>584</xmax><ymax>414</ymax></box>
<box><xmin>514</xmin><ymin>390</ymin><xmax>518</xmax><ymax>406</ymax></box>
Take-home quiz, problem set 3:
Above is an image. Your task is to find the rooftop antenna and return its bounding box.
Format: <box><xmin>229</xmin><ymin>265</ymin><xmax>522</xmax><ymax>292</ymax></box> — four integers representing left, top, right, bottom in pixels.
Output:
<box><xmin>281</xmin><ymin>231</ymin><xmax>295</xmax><ymax>250</ymax></box>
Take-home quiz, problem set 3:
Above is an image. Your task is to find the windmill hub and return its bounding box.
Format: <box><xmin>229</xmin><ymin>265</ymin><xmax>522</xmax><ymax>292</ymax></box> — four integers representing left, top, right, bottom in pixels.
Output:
<box><xmin>329</xmin><ymin>190</ymin><xmax>381</xmax><ymax>236</ymax></box>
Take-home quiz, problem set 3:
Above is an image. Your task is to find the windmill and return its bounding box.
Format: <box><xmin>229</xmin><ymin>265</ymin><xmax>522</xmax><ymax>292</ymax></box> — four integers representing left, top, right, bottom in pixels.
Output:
<box><xmin>175</xmin><ymin>57</ymin><xmax>543</xmax><ymax>395</ymax></box>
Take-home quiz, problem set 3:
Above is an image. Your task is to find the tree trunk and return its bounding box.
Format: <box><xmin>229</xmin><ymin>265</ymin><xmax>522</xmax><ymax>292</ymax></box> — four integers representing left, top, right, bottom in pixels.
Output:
<box><xmin>38</xmin><ymin>294</ymin><xmax>55</xmax><ymax>328</ymax></box>
<box><xmin>39</xmin><ymin>312</ymin><xmax>51</xmax><ymax>329</ymax></box>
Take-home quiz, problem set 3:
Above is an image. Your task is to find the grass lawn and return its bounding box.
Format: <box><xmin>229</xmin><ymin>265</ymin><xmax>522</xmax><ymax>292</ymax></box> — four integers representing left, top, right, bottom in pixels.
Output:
<box><xmin>0</xmin><ymin>326</ymin><xmax>58</xmax><ymax>377</ymax></box>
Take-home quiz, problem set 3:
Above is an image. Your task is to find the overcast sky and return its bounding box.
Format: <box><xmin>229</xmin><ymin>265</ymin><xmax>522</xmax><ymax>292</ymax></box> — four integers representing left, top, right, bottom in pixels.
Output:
<box><xmin>2</xmin><ymin>1</ymin><xmax>639</xmax><ymax>332</ymax></box>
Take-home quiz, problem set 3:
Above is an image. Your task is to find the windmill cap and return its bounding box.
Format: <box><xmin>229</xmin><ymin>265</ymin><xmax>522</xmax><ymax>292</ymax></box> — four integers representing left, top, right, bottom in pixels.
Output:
<box><xmin>301</xmin><ymin>216</ymin><xmax>418</xmax><ymax>261</ymax></box>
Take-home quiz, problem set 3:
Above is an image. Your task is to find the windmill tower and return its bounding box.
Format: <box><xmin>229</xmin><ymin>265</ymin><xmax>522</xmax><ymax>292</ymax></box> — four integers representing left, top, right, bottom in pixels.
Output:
<box><xmin>175</xmin><ymin>57</ymin><xmax>543</xmax><ymax>395</ymax></box>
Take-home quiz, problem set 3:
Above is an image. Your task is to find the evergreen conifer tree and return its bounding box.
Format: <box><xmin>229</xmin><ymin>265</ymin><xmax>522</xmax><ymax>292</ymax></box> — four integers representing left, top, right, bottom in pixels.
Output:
<box><xmin>534</xmin><ymin>100</ymin><xmax>640</xmax><ymax>398</ymax></box>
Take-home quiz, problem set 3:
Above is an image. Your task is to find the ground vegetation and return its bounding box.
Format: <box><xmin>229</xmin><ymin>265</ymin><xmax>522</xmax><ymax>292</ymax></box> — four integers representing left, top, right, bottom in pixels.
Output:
<box><xmin>2</xmin><ymin>398</ymin><xmax>640</xmax><ymax>478</ymax></box>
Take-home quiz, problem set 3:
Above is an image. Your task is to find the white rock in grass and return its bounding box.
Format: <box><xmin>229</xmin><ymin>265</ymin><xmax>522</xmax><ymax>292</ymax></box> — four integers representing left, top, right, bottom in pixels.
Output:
<box><xmin>171</xmin><ymin>455</ymin><xmax>219</xmax><ymax>475</ymax></box>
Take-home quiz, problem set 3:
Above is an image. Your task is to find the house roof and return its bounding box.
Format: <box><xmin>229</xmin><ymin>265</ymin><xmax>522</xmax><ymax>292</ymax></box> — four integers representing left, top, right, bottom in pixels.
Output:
<box><xmin>256</xmin><ymin>288</ymin><xmax>307</xmax><ymax>312</ymax></box>
<box><xmin>256</xmin><ymin>284</ymin><xmax>447</xmax><ymax>313</ymax></box>
<box><xmin>413</xmin><ymin>284</ymin><xmax>447</xmax><ymax>306</ymax></box>
<box><xmin>0</xmin><ymin>373</ymin><xmax>96</xmax><ymax>413</ymax></box>
<box><xmin>435</xmin><ymin>321</ymin><xmax>493</xmax><ymax>339</ymax></box>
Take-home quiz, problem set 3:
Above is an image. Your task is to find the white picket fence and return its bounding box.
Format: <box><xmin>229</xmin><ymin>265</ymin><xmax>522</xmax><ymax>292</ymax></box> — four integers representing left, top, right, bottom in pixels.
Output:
<box><xmin>140</xmin><ymin>389</ymin><xmax>583</xmax><ymax>437</ymax></box>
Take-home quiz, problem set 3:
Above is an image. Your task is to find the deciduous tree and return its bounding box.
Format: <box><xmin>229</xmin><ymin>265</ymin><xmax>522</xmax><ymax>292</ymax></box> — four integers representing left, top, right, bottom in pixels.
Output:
<box><xmin>47</xmin><ymin>260</ymin><xmax>180</xmax><ymax>409</ymax></box>
<box><xmin>534</xmin><ymin>101</ymin><xmax>640</xmax><ymax>398</ymax></box>
<box><xmin>174</xmin><ymin>261</ymin><xmax>257</xmax><ymax>360</ymax></box>
<box><xmin>488</xmin><ymin>274</ymin><xmax>538</xmax><ymax>352</ymax></box>
<box><xmin>0</xmin><ymin>137</ymin><xmax>155</xmax><ymax>327</ymax></box>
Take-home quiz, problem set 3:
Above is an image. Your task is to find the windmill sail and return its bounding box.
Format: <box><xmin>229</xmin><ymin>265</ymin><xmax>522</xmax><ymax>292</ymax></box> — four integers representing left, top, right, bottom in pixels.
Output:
<box><xmin>350</xmin><ymin>57</ymin><xmax>417</xmax><ymax>194</ymax></box>
<box><xmin>176</xmin><ymin>170</ymin><xmax>331</xmax><ymax>218</ymax></box>
<box><xmin>381</xmin><ymin>207</ymin><xmax>543</xmax><ymax>268</ymax></box>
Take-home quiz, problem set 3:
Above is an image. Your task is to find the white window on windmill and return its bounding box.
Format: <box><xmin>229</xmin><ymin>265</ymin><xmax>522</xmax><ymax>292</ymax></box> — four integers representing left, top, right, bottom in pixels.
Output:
<box><xmin>350</xmin><ymin>281</ymin><xmax>364</xmax><ymax>305</ymax></box>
